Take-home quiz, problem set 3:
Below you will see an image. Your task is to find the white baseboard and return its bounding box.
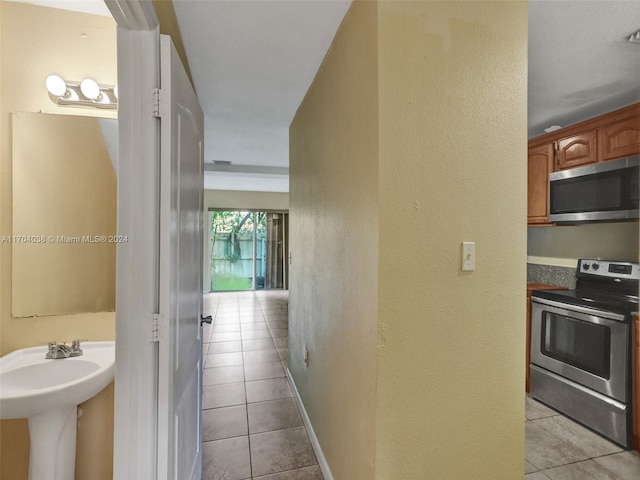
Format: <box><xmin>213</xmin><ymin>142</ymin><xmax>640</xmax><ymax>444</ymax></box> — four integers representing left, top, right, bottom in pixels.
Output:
<box><xmin>286</xmin><ymin>368</ymin><xmax>334</xmax><ymax>480</ymax></box>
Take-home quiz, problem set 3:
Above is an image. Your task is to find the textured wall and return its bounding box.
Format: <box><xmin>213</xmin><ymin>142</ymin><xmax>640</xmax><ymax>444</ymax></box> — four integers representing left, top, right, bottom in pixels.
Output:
<box><xmin>0</xmin><ymin>4</ymin><xmax>116</xmax><ymax>479</ymax></box>
<box><xmin>528</xmin><ymin>222</ymin><xmax>639</xmax><ymax>264</ymax></box>
<box><xmin>290</xmin><ymin>1</ymin><xmax>527</xmax><ymax>477</ymax></box>
<box><xmin>288</xmin><ymin>2</ymin><xmax>379</xmax><ymax>478</ymax></box>
<box><xmin>374</xmin><ymin>2</ymin><xmax>528</xmax><ymax>478</ymax></box>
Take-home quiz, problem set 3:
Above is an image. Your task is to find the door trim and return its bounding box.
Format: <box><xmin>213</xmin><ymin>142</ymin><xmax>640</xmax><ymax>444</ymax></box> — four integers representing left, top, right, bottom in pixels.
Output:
<box><xmin>108</xmin><ymin>1</ymin><xmax>161</xmax><ymax>479</ymax></box>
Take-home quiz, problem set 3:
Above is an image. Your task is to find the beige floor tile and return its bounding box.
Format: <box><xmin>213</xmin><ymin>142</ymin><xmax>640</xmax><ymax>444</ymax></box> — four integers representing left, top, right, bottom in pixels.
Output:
<box><xmin>277</xmin><ymin>347</ymin><xmax>289</xmax><ymax>361</ymax></box>
<box><xmin>212</xmin><ymin>324</ymin><xmax>241</xmax><ymax>333</ymax></box>
<box><xmin>203</xmin><ymin>436</ymin><xmax>251</xmax><ymax>480</ymax></box>
<box><xmin>593</xmin><ymin>451</ymin><xmax>640</xmax><ymax>479</ymax></box>
<box><xmin>525</xmin><ymin>421</ymin><xmax>589</xmax><ymax>470</ymax></box>
<box><xmin>525</xmin><ymin>396</ymin><xmax>559</xmax><ymax>420</ymax></box>
<box><xmin>274</xmin><ymin>337</ymin><xmax>288</xmax><ymax>349</ymax></box>
<box><xmin>267</xmin><ymin>320</ymin><xmax>289</xmax><ymax>330</ymax></box>
<box><xmin>203</xmin><ymin>324</ymin><xmax>213</xmax><ymax>339</ymax></box>
<box><xmin>209</xmin><ymin>341</ymin><xmax>243</xmax><ymax>354</ymax></box>
<box><xmin>214</xmin><ymin>312</ymin><xmax>240</xmax><ymax>320</ymax></box>
<box><xmin>270</xmin><ymin>328</ymin><xmax>289</xmax><ymax>338</ymax></box>
<box><xmin>205</xmin><ymin>352</ymin><xmax>244</xmax><ymax>368</ymax></box>
<box><xmin>244</xmin><ymin>361</ymin><xmax>285</xmax><ymax>382</ymax></box>
<box><xmin>203</xmin><ymin>382</ymin><xmax>246</xmax><ymax>409</ymax></box>
<box><xmin>246</xmin><ymin>378</ymin><xmax>293</xmax><ymax>404</ymax></box>
<box><xmin>203</xmin><ymin>404</ymin><xmax>248</xmax><ymax>441</ymax></box>
<box><xmin>542</xmin><ymin>459</ymin><xmax>622</xmax><ymax>480</ymax></box>
<box><xmin>253</xmin><ymin>465</ymin><xmax>324</xmax><ymax>480</ymax></box>
<box><xmin>240</xmin><ymin>322</ymin><xmax>270</xmax><ymax>331</ymax></box>
<box><xmin>210</xmin><ymin>331</ymin><xmax>242</xmax><ymax>342</ymax></box>
<box><xmin>203</xmin><ymin>365</ymin><xmax>244</xmax><ymax>386</ymax></box>
<box><xmin>250</xmin><ymin>426</ymin><xmax>317</xmax><ymax>477</ymax></box>
<box><xmin>240</xmin><ymin>315</ymin><xmax>266</xmax><ymax>323</ymax></box>
<box><xmin>248</xmin><ymin>398</ymin><xmax>303</xmax><ymax>434</ymax></box>
<box><xmin>243</xmin><ymin>349</ymin><xmax>281</xmax><ymax>365</ymax></box>
<box><xmin>214</xmin><ymin>317</ymin><xmax>241</xmax><ymax>325</ymax></box>
<box><xmin>526</xmin><ymin>460</ymin><xmax>539</xmax><ymax>474</ymax></box>
<box><xmin>526</xmin><ymin>473</ymin><xmax>551</xmax><ymax>480</ymax></box>
<box><xmin>533</xmin><ymin>415</ymin><xmax>622</xmax><ymax>459</ymax></box>
<box><xmin>243</xmin><ymin>338</ymin><xmax>277</xmax><ymax>351</ymax></box>
<box><xmin>241</xmin><ymin>329</ymin><xmax>273</xmax><ymax>340</ymax></box>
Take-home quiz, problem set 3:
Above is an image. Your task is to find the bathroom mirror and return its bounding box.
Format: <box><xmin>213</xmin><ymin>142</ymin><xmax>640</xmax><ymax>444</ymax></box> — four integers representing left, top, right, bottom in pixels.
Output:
<box><xmin>12</xmin><ymin>112</ymin><xmax>117</xmax><ymax>317</ymax></box>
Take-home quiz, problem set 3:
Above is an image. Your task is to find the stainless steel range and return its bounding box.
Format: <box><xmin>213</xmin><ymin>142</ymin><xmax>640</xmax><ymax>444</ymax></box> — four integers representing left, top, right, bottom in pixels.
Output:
<box><xmin>530</xmin><ymin>259</ymin><xmax>639</xmax><ymax>448</ymax></box>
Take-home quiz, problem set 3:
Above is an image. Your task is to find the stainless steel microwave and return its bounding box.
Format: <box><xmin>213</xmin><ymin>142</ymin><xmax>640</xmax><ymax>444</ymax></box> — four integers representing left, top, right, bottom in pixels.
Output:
<box><xmin>548</xmin><ymin>155</ymin><xmax>639</xmax><ymax>223</ymax></box>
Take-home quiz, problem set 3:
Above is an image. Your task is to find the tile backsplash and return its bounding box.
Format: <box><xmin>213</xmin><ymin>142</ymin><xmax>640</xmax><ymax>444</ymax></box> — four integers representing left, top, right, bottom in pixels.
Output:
<box><xmin>527</xmin><ymin>263</ymin><xmax>576</xmax><ymax>289</ymax></box>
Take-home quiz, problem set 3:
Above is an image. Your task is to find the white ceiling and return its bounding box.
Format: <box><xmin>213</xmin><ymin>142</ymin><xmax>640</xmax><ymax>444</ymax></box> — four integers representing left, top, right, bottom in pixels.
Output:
<box><xmin>11</xmin><ymin>0</ymin><xmax>640</xmax><ymax>190</ymax></box>
<box><xmin>528</xmin><ymin>0</ymin><xmax>640</xmax><ymax>138</ymax></box>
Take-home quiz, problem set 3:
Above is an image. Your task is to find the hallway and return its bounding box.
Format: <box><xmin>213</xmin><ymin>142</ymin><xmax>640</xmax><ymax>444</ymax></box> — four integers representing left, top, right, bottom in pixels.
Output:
<box><xmin>201</xmin><ymin>290</ymin><xmax>323</xmax><ymax>480</ymax></box>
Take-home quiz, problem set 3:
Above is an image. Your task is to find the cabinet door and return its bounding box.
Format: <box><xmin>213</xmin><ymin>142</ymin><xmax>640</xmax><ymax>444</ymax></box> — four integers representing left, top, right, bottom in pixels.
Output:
<box><xmin>556</xmin><ymin>130</ymin><xmax>597</xmax><ymax>169</ymax></box>
<box><xmin>634</xmin><ymin>315</ymin><xmax>639</xmax><ymax>451</ymax></box>
<box><xmin>528</xmin><ymin>143</ymin><xmax>554</xmax><ymax>224</ymax></box>
<box><xmin>598</xmin><ymin>116</ymin><xmax>640</xmax><ymax>162</ymax></box>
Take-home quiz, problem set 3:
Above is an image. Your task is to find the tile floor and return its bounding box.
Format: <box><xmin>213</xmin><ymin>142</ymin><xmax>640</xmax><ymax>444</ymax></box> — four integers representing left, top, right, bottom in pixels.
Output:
<box><xmin>201</xmin><ymin>290</ymin><xmax>324</xmax><ymax>480</ymax></box>
<box><xmin>525</xmin><ymin>396</ymin><xmax>640</xmax><ymax>479</ymax></box>
<box><xmin>203</xmin><ymin>290</ymin><xmax>640</xmax><ymax>479</ymax></box>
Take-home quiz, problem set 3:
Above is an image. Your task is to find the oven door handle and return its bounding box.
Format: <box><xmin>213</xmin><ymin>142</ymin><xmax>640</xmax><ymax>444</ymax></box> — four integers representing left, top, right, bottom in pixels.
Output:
<box><xmin>531</xmin><ymin>296</ymin><xmax>627</xmax><ymax>322</ymax></box>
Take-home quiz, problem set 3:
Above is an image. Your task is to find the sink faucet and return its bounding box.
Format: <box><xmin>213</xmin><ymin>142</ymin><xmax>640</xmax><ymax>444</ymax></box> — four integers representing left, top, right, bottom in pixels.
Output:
<box><xmin>45</xmin><ymin>340</ymin><xmax>84</xmax><ymax>359</ymax></box>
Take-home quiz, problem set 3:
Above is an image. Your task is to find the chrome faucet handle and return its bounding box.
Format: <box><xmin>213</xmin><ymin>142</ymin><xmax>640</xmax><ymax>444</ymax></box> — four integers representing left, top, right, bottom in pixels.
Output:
<box><xmin>70</xmin><ymin>339</ymin><xmax>87</xmax><ymax>356</ymax></box>
<box><xmin>71</xmin><ymin>339</ymin><xmax>87</xmax><ymax>349</ymax></box>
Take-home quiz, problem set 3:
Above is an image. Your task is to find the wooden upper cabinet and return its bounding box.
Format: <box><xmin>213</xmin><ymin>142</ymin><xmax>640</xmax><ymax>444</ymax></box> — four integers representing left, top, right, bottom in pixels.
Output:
<box><xmin>528</xmin><ymin>143</ymin><xmax>554</xmax><ymax>224</ymax></box>
<box><xmin>527</xmin><ymin>103</ymin><xmax>639</xmax><ymax>225</ymax></box>
<box><xmin>598</xmin><ymin>115</ymin><xmax>640</xmax><ymax>162</ymax></box>
<box><xmin>556</xmin><ymin>130</ymin><xmax>597</xmax><ymax>170</ymax></box>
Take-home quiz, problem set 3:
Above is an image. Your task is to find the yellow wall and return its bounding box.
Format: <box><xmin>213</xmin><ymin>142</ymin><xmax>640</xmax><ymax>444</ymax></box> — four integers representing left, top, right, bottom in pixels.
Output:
<box><xmin>205</xmin><ymin>189</ymin><xmax>289</xmax><ymax>211</ymax></box>
<box><xmin>375</xmin><ymin>2</ymin><xmax>527</xmax><ymax>478</ymax></box>
<box><xmin>0</xmin><ymin>3</ymin><xmax>116</xmax><ymax>479</ymax></box>
<box><xmin>289</xmin><ymin>1</ymin><xmax>379</xmax><ymax>478</ymax></box>
<box><xmin>290</xmin><ymin>1</ymin><xmax>527</xmax><ymax>478</ymax></box>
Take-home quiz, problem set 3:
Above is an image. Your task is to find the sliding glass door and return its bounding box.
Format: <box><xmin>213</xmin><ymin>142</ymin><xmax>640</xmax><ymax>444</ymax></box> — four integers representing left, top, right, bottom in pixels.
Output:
<box><xmin>209</xmin><ymin>210</ymin><xmax>288</xmax><ymax>292</ymax></box>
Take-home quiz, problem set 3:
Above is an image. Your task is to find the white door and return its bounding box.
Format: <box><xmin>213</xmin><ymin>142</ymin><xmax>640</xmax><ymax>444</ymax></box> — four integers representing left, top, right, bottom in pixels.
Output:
<box><xmin>157</xmin><ymin>34</ymin><xmax>205</xmax><ymax>480</ymax></box>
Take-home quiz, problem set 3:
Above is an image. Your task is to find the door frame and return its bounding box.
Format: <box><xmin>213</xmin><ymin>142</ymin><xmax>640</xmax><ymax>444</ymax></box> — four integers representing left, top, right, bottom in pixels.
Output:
<box><xmin>107</xmin><ymin>1</ymin><xmax>162</xmax><ymax>478</ymax></box>
<box><xmin>206</xmin><ymin>209</ymin><xmax>290</xmax><ymax>292</ymax></box>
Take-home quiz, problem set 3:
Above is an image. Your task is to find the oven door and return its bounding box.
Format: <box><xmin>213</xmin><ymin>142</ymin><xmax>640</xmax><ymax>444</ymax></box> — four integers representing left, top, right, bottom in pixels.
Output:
<box><xmin>531</xmin><ymin>297</ymin><xmax>629</xmax><ymax>402</ymax></box>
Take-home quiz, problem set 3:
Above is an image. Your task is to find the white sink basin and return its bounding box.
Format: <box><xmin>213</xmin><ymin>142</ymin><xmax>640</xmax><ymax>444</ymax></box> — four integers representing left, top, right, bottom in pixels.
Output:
<box><xmin>0</xmin><ymin>341</ymin><xmax>114</xmax><ymax>419</ymax></box>
<box><xmin>0</xmin><ymin>341</ymin><xmax>114</xmax><ymax>480</ymax></box>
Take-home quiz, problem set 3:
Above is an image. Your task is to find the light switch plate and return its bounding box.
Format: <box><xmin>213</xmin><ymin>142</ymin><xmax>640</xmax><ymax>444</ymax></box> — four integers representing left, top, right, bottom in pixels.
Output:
<box><xmin>462</xmin><ymin>242</ymin><xmax>475</xmax><ymax>271</ymax></box>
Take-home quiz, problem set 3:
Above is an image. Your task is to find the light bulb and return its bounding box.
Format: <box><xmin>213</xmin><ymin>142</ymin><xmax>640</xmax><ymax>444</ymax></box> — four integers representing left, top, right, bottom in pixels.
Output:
<box><xmin>45</xmin><ymin>75</ymin><xmax>68</xmax><ymax>97</ymax></box>
<box><xmin>80</xmin><ymin>78</ymin><xmax>101</xmax><ymax>100</ymax></box>
<box><xmin>113</xmin><ymin>84</ymin><xmax>118</xmax><ymax>99</ymax></box>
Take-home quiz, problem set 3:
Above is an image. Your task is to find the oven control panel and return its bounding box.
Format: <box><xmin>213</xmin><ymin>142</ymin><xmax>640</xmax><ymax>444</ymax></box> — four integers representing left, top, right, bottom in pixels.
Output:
<box><xmin>578</xmin><ymin>259</ymin><xmax>639</xmax><ymax>279</ymax></box>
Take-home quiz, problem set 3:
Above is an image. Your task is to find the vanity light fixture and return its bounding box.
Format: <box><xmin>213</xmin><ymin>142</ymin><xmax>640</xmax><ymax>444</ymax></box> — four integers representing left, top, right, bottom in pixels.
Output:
<box><xmin>627</xmin><ymin>29</ymin><xmax>640</xmax><ymax>43</ymax></box>
<box><xmin>45</xmin><ymin>74</ymin><xmax>117</xmax><ymax>110</ymax></box>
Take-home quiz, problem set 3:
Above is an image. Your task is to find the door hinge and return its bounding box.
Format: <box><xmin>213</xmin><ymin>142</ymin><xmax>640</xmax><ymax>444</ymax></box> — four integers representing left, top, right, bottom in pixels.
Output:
<box><xmin>151</xmin><ymin>313</ymin><xmax>162</xmax><ymax>342</ymax></box>
<box><xmin>152</xmin><ymin>88</ymin><xmax>161</xmax><ymax>118</ymax></box>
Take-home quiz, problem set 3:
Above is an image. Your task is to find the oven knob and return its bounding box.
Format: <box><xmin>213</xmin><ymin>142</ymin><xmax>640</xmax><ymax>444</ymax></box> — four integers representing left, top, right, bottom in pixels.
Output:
<box><xmin>583</xmin><ymin>263</ymin><xmax>590</xmax><ymax>270</ymax></box>
<box><xmin>592</xmin><ymin>262</ymin><xmax>599</xmax><ymax>271</ymax></box>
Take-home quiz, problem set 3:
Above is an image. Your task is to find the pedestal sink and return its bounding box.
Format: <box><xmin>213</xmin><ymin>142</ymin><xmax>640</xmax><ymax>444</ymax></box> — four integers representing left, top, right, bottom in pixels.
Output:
<box><xmin>0</xmin><ymin>341</ymin><xmax>115</xmax><ymax>480</ymax></box>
